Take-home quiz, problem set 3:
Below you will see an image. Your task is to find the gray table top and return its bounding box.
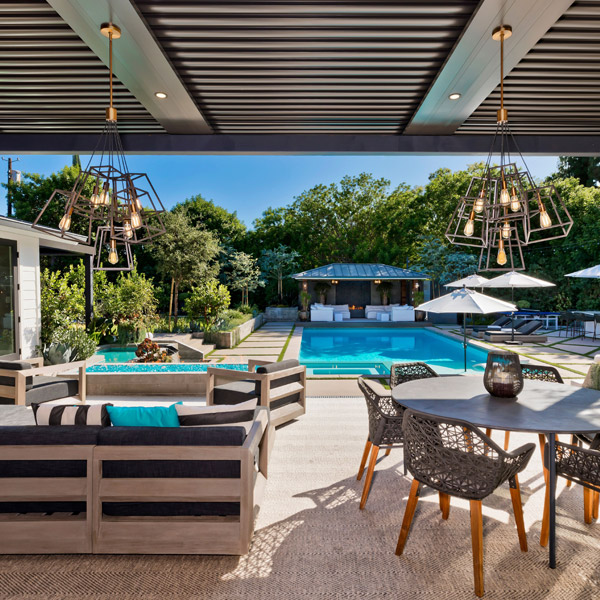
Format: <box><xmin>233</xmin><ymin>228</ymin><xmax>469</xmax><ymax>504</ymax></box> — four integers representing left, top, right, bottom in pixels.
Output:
<box><xmin>391</xmin><ymin>376</ymin><xmax>600</xmax><ymax>434</ymax></box>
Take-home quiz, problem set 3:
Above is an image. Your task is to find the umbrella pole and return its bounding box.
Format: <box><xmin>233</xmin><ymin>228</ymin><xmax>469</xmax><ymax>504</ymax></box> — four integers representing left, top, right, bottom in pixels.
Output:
<box><xmin>464</xmin><ymin>315</ymin><xmax>467</xmax><ymax>372</ymax></box>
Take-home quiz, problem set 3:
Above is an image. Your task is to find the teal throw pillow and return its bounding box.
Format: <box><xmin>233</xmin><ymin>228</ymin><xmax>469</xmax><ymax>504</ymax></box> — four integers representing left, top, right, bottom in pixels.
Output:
<box><xmin>106</xmin><ymin>403</ymin><xmax>181</xmax><ymax>427</ymax></box>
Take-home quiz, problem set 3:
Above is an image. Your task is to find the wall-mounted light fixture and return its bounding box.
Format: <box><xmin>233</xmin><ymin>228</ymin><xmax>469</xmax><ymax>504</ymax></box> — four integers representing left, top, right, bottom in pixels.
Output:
<box><xmin>374</xmin><ymin>279</ymin><xmax>381</xmax><ymax>285</ymax></box>
<box><xmin>331</xmin><ymin>279</ymin><xmax>339</xmax><ymax>285</ymax></box>
<box><xmin>302</xmin><ymin>281</ymin><xmax>308</xmax><ymax>290</ymax></box>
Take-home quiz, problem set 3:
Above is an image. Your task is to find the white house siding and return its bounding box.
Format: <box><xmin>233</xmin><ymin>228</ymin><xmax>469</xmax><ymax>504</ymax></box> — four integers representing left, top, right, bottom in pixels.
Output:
<box><xmin>0</xmin><ymin>227</ymin><xmax>41</xmax><ymax>358</ymax></box>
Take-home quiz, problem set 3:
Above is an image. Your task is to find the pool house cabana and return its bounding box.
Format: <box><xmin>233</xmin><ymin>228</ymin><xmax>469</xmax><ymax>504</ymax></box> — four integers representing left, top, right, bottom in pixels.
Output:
<box><xmin>293</xmin><ymin>263</ymin><xmax>430</xmax><ymax>319</ymax></box>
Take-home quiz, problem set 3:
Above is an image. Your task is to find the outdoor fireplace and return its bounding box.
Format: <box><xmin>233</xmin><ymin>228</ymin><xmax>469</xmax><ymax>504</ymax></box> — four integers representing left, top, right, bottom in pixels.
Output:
<box><xmin>349</xmin><ymin>305</ymin><xmax>365</xmax><ymax>318</ymax></box>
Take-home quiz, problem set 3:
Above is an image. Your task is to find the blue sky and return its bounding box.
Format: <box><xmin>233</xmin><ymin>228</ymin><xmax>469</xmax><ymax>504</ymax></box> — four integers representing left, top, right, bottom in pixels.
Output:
<box><xmin>2</xmin><ymin>154</ymin><xmax>559</xmax><ymax>228</ymax></box>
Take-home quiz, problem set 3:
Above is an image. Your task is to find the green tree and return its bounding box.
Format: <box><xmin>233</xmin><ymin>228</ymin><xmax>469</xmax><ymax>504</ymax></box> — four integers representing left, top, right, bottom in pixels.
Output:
<box><xmin>96</xmin><ymin>265</ymin><xmax>158</xmax><ymax>341</ymax></box>
<box><xmin>152</xmin><ymin>211</ymin><xmax>220</xmax><ymax>325</ymax></box>
<box><xmin>413</xmin><ymin>235</ymin><xmax>478</xmax><ymax>297</ymax></box>
<box><xmin>40</xmin><ymin>263</ymin><xmax>86</xmax><ymax>344</ymax></box>
<box><xmin>227</xmin><ymin>251</ymin><xmax>263</xmax><ymax>306</ymax></box>
<box><xmin>9</xmin><ymin>165</ymin><xmax>96</xmax><ymax>234</ymax></box>
<box><xmin>173</xmin><ymin>194</ymin><xmax>246</xmax><ymax>246</ymax></box>
<box><xmin>184</xmin><ymin>279</ymin><xmax>231</xmax><ymax>332</ymax></box>
<box><xmin>555</xmin><ymin>157</ymin><xmax>600</xmax><ymax>188</ymax></box>
<box><xmin>260</xmin><ymin>244</ymin><xmax>300</xmax><ymax>303</ymax></box>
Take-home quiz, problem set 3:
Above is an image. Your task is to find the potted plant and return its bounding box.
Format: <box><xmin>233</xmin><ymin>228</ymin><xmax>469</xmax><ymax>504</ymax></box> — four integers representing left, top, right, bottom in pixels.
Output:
<box><xmin>376</xmin><ymin>281</ymin><xmax>393</xmax><ymax>305</ymax></box>
<box><xmin>299</xmin><ymin>290</ymin><xmax>312</xmax><ymax>321</ymax></box>
<box><xmin>413</xmin><ymin>290</ymin><xmax>426</xmax><ymax>322</ymax></box>
<box><xmin>314</xmin><ymin>282</ymin><xmax>331</xmax><ymax>304</ymax></box>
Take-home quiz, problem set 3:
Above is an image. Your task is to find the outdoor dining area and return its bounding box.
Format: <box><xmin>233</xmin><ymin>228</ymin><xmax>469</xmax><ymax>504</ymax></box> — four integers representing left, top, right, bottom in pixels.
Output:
<box><xmin>357</xmin><ymin>355</ymin><xmax>600</xmax><ymax>597</ymax></box>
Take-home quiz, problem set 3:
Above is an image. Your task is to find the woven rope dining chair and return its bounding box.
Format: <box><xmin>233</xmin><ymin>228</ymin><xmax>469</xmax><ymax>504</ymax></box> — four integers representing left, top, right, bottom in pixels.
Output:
<box><xmin>542</xmin><ymin>439</ymin><xmax>600</xmax><ymax>547</ymax></box>
<box><xmin>397</xmin><ymin>409</ymin><xmax>535</xmax><ymax>598</ymax></box>
<box><xmin>356</xmin><ymin>363</ymin><xmax>439</xmax><ymax>510</ymax></box>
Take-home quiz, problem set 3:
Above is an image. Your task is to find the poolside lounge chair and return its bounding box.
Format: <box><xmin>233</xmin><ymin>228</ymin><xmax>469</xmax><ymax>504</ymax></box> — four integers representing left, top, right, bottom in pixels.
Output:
<box><xmin>483</xmin><ymin>320</ymin><xmax>547</xmax><ymax>343</ymax></box>
<box><xmin>471</xmin><ymin>316</ymin><xmax>512</xmax><ymax>332</ymax></box>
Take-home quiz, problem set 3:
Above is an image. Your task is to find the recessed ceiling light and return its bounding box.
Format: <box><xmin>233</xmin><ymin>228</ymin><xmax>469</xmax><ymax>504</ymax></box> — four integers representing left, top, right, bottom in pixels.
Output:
<box><xmin>448</xmin><ymin>92</ymin><xmax>461</xmax><ymax>101</ymax></box>
<box><xmin>154</xmin><ymin>92</ymin><xmax>168</xmax><ymax>99</ymax></box>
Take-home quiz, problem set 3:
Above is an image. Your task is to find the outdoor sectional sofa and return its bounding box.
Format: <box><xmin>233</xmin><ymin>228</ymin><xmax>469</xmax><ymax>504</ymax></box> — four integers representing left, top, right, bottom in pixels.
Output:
<box><xmin>0</xmin><ymin>407</ymin><xmax>271</xmax><ymax>555</ymax></box>
<box><xmin>207</xmin><ymin>359</ymin><xmax>306</xmax><ymax>428</ymax></box>
<box><xmin>310</xmin><ymin>303</ymin><xmax>351</xmax><ymax>321</ymax></box>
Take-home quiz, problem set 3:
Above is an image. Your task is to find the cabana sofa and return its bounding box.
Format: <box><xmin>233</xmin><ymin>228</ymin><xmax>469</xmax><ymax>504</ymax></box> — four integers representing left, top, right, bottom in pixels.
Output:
<box><xmin>0</xmin><ymin>407</ymin><xmax>272</xmax><ymax>555</ymax></box>
<box><xmin>310</xmin><ymin>303</ymin><xmax>351</xmax><ymax>321</ymax></box>
<box><xmin>365</xmin><ymin>304</ymin><xmax>415</xmax><ymax>322</ymax></box>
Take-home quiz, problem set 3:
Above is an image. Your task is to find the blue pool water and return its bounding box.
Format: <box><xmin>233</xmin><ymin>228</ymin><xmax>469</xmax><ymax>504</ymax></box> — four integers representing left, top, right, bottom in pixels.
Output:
<box><xmin>96</xmin><ymin>347</ymin><xmax>138</xmax><ymax>363</ymax></box>
<box><xmin>87</xmin><ymin>362</ymin><xmax>248</xmax><ymax>374</ymax></box>
<box><xmin>300</xmin><ymin>328</ymin><xmax>489</xmax><ymax>375</ymax></box>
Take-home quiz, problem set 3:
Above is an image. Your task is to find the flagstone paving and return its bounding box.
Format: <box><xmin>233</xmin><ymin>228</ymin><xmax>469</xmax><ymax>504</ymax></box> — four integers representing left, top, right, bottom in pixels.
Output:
<box><xmin>208</xmin><ymin>322</ymin><xmax>295</xmax><ymax>364</ymax></box>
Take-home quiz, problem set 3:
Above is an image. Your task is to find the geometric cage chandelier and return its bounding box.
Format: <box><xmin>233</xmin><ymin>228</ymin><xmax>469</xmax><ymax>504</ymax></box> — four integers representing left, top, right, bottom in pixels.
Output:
<box><xmin>445</xmin><ymin>25</ymin><xmax>573</xmax><ymax>271</ymax></box>
<box><xmin>32</xmin><ymin>22</ymin><xmax>166</xmax><ymax>271</ymax></box>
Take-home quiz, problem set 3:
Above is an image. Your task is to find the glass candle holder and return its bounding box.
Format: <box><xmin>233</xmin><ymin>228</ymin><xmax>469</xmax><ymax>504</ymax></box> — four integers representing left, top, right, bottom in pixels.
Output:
<box><xmin>483</xmin><ymin>350</ymin><xmax>524</xmax><ymax>398</ymax></box>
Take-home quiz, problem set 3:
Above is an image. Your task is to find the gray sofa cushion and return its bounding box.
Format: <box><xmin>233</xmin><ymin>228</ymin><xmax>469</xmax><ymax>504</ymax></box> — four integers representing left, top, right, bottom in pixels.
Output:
<box><xmin>213</xmin><ymin>379</ymin><xmax>257</xmax><ymax>405</ymax></box>
<box><xmin>255</xmin><ymin>359</ymin><xmax>302</xmax><ymax>406</ymax></box>
<box><xmin>0</xmin><ymin>425</ymin><xmax>101</xmax><ymax>513</ymax></box>
<box><xmin>0</xmin><ymin>360</ymin><xmax>33</xmax><ymax>390</ymax></box>
<box><xmin>23</xmin><ymin>376</ymin><xmax>79</xmax><ymax>406</ymax></box>
<box><xmin>98</xmin><ymin>426</ymin><xmax>246</xmax><ymax>518</ymax></box>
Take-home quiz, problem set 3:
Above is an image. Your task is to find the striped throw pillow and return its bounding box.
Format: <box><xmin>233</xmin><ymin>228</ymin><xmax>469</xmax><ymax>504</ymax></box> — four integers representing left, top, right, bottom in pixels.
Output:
<box><xmin>32</xmin><ymin>403</ymin><xmax>112</xmax><ymax>427</ymax></box>
<box><xmin>176</xmin><ymin>399</ymin><xmax>257</xmax><ymax>434</ymax></box>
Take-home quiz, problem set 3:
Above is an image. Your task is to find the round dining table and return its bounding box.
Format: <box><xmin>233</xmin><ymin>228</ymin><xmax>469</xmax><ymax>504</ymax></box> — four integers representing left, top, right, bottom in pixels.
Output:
<box><xmin>391</xmin><ymin>375</ymin><xmax>600</xmax><ymax>568</ymax></box>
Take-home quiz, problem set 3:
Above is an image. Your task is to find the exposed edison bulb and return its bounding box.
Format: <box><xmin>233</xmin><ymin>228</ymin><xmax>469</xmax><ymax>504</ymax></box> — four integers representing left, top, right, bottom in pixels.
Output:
<box><xmin>108</xmin><ymin>239</ymin><xmax>118</xmax><ymax>265</ymax></box>
<box><xmin>499</xmin><ymin>186</ymin><xmax>510</xmax><ymax>206</ymax></box>
<box><xmin>132</xmin><ymin>195</ymin><xmax>143</xmax><ymax>212</ymax></box>
<box><xmin>123</xmin><ymin>219</ymin><xmax>133</xmax><ymax>239</ymax></box>
<box><xmin>130</xmin><ymin>211</ymin><xmax>142</xmax><ymax>229</ymax></box>
<box><xmin>497</xmin><ymin>239</ymin><xmax>508</xmax><ymax>266</ymax></box>
<box><xmin>464</xmin><ymin>218</ymin><xmax>475</xmax><ymax>237</ymax></box>
<box><xmin>501</xmin><ymin>221</ymin><xmax>511</xmax><ymax>239</ymax></box>
<box><xmin>90</xmin><ymin>185</ymin><xmax>101</xmax><ymax>207</ymax></box>
<box><xmin>58</xmin><ymin>213</ymin><xmax>71</xmax><ymax>231</ymax></box>
<box><xmin>98</xmin><ymin>188</ymin><xmax>110</xmax><ymax>206</ymax></box>
<box><xmin>510</xmin><ymin>189</ymin><xmax>520</xmax><ymax>212</ymax></box>
<box><xmin>474</xmin><ymin>189</ymin><xmax>485</xmax><ymax>213</ymax></box>
<box><xmin>540</xmin><ymin>207</ymin><xmax>552</xmax><ymax>229</ymax></box>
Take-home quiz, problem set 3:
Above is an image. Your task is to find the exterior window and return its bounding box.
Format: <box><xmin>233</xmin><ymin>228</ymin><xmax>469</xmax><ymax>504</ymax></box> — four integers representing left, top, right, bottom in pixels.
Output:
<box><xmin>0</xmin><ymin>241</ymin><xmax>17</xmax><ymax>358</ymax></box>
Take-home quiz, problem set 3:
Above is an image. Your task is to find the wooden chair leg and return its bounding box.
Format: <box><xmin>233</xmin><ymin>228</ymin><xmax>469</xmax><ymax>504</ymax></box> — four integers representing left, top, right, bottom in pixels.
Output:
<box><xmin>439</xmin><ymin>492</ymin><xmax>450</xmax><ymax>520</ymax></box>
<box><xmin>385</xmin><ymin>447</ymin><xmax>392</xmax><ymax>456</ymax></box>
<box><xmin>395</xmin><ymin>479</ymin><xmax>421</xmax><ymax>555</ymax></box>
<box><xmin>541</xmin><ymin>479</ymin><xmax>550</xmax><ymax>548</ymax></box>
<box><xmin>584</xmin><ymin>486</ymin><xmax>593</xmax><ymax>524</ymax></box>
<box><xmin>504</xmin><ymin>431</ymin><xmax>510</xmax><ymax>451</ymax></box>
<box><xmin>539</xmin><ymin>434</ymin><xmax>549</xmax><ymax>485</ymax></box>
<box><xmin>485</xmin><ymin>428</ymin><xmax>492</xmax><ymax>438</ymax></box>
<box><xmin>359</xmin><ymin>444</ymin><xmax>379</xmax><ymax>510</ymax></box>
<box><xmin>469</xmin><ymin>500</ymin><xmax>484</xmax><ymax>598</ymax></box>
<box><xmin>594</xmin><ymin>490</ymin><xmax>599</xmax><ymax>520</ymax></box>
<box><xmin>509</xmin><ymin>477</ymin><xmax>528</xmax><ymax>552</ymax></box>
<box><xmin>357</xmin><ymin>440</ymin><xmax>372</xmax><ymax>481</ymax></box>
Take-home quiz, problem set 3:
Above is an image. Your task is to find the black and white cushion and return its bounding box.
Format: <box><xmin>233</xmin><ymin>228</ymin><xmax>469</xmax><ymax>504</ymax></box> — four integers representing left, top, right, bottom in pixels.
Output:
<box><xmin>176</xmin><ymin>399</ymin><xmax>257</xmax><ymax>434</ymax></box>
<box><xmin>32</xmin><ymin>403</ymin><xmax>112</xmax><ymax>427</ymax></box>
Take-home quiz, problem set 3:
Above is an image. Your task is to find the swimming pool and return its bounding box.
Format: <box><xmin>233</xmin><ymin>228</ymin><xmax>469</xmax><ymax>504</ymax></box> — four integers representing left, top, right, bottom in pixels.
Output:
<box><xmin>299</xmin><ymin>328</ymin><xmax>489</xmax><ymax>375</ymax></box>
<box><xmin>87</xmin><ymin>362</ymin><xmax>247</xmax><ymax>374</ymax></box>
<box><xmin>95</xmin><ymin>347</ymin><xmax>138</xmax><ymax>363</ymax></box>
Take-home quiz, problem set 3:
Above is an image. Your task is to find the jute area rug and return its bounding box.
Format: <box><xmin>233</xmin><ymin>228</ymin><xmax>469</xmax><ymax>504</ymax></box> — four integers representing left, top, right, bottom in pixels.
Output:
<box><xmin>1</xmin><ymin>397</ymin><xmax>600</xmax><ymax>599</ymax></box>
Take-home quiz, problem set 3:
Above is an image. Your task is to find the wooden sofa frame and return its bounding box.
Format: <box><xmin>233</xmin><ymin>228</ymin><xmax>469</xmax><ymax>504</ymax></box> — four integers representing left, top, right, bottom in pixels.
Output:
<box><xmin>0</xmin><ymin>408</ymin><xmax>272</xmax><ymax>555</ymax></box>
<box><xmin>0</xmin><ymin>358</ymin><xmax>87</xmax><ymax>406</ymax></box>
<box><xmin>206</xmin><ymin>360</ymin><xmax>306</xmax><ymax>427</ymax></box>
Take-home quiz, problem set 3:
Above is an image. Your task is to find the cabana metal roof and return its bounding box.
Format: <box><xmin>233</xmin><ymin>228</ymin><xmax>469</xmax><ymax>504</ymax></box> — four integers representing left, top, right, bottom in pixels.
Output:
<box><xmin>292</xmin><ymin>263</ymin><xmax>429</xmax><ymax>280</ymax></box>
<box><xmin>1</xmin><ymin>1</ymin><xmax>598</xmax><ymax>155</ymax></box>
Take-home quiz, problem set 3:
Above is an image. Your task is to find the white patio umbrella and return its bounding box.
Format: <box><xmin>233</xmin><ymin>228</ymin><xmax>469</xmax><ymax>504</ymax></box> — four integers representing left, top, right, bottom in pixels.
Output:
<box><xmin>566</xmin><ymin>264</ymin><xmax>600</xmax><ymax>279</ymax></box>
<box><xmin>417</xmin><ymin>287</ymin><xmax>516</xmax><ymax>371</ymax></box>
<box><xmin>480</xmin><ymin>271</ymin><xmax>555</xmax><ymax>342</ymax></box>
<box><xmin>445</xmin><ymin>274</ymin><xmax>490</xmax><ymax>288</ymax></box>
